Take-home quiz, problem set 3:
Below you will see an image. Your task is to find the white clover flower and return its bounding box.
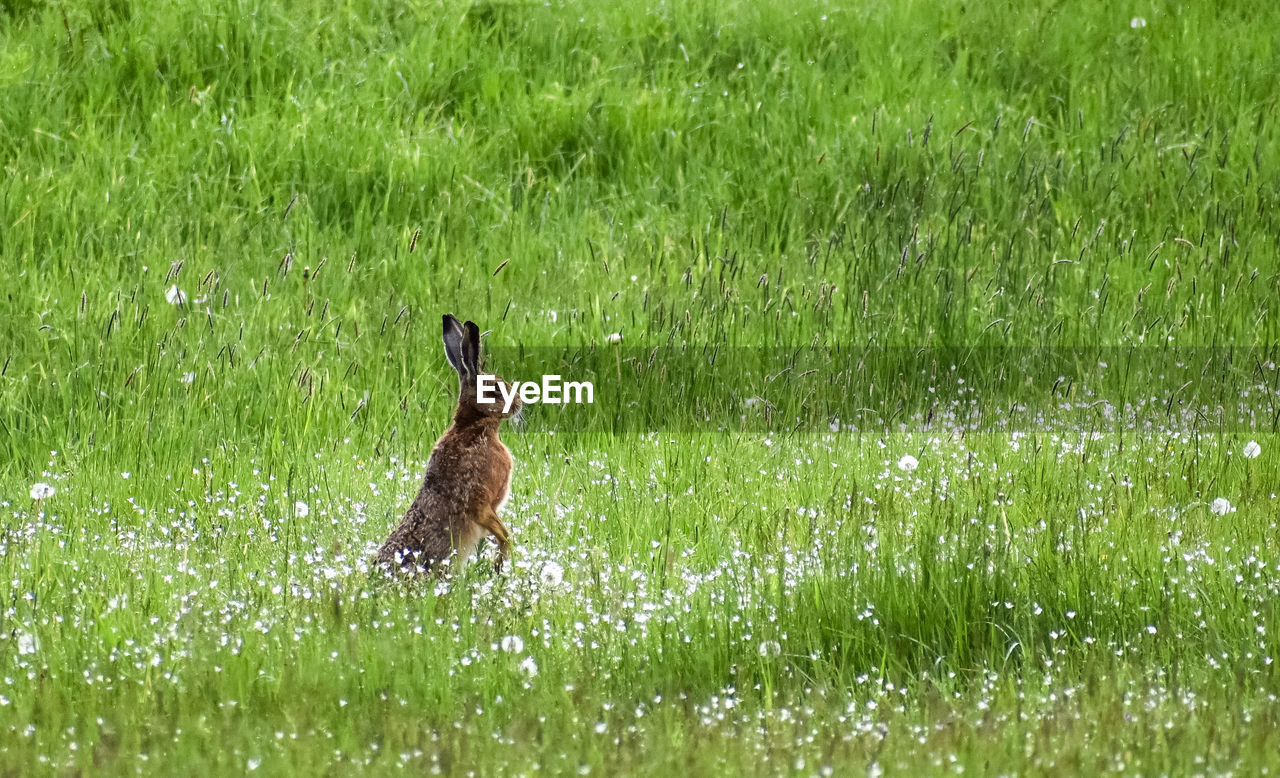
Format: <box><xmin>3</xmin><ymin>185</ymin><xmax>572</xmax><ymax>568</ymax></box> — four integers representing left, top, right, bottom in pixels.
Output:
<box><xmin>518</xmin><ymin>655</ymin><xmax>539</xmax><ymax>678</ymax></box>
<box><xmin>1210</xmin><ymin>497</ymin><xmax>1233</xmax><ymax>516</ymax></box>
<box><xmin>16</xmin><ymin>631</ymin><xmax>38</xmax><ymax>656</ymax></box>
<box><xmin>165</xmin><ymin>285</ymin><xmax>187</xmax><ymax>305</ymax></box>
<box><xmin>29</xmin><ymin>482</ymin><xmax>55</xmax><ymax>500</ymax></box>
<box><xmin>897</xmin><ymin>454</ymin><xmax>919</xmax><ymax>472</ymax></box>
<box><xmin>1244</xmin><ymin>440</ymin><xmax>1262</xmax><ymax>459</ymax></box>
<box><xmin>539</xmin><ymin>561</ymin><xmax>565</xmax><ymax>588</ymax></box>
<box><xmin>500</xmin><ymin>635</ymin><xmax>525</xmax><ymax>654</ymax></box>
<box><xmin>294</xmin><ymin>501</ymin><xmax>310</xmax><ymax>518</ymax></box>
<box><xmin>758</xmin><ymin>640</ymin><xmax>782</xmax><ymax>657</ymax></box>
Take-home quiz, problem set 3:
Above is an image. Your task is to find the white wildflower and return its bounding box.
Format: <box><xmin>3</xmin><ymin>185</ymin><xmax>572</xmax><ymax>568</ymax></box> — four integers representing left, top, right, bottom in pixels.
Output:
<box><xmin>605</xmin><ymin>332</ymin><xmax>623</xmax><ymax>344</ymax></box>
<box><xmin>165</xmin><ymin>285</ymin><xmax>187</xmax><ymax>305</ymax></box>
<box><xmin>1244</xmin><ymin>440</ymin><xmax>1262</xmax><ymax>459</ymax></box>
<box><xmin>1130</xmin><ymin>17</ymin><xmax>1147</xmax><ymax>28</ymax></box>
<box><xmin>500</xmin><ymin>635</ymin><xmax>525</xmax><ymax>654</ymax></box>
<box><xmin>294</xmin><ymin>501</ymin><xmax>310</xmax><ymax>518</ymax></box>
<box><xmin>758</xmin><ymin>640</ymin><xmax>782</xmax><ymax>657</ymax></box>
<box><xmin>1210</xmin><ymin>498</ymin><xmax>1233</xmax><ymax>516</ymax></box>
<box><xmin>16</xmin><ymin>631</ymin><xmax>38</xmax><ymax>656</ymax></box>
<box><xmin>519</xmin><ymin>656</ymin><xmax>539</xmax><ymax>678</ymax></box>
<box><xmin>29</xmin><ymin>482</ymin><xmax>55</xmax><ymax>500</ymax></box>
<box><xmin>897</xmin><ymin>454</ymin><xmax>919</xmax><ymax>472</ymax></box>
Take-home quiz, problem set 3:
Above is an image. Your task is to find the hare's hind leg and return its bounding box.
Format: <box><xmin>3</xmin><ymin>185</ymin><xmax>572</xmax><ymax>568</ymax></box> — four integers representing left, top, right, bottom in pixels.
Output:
<box><xmin>476</xmin><ymin>508</ymin><xmax>512</xmax><ymax>572</ymax></box>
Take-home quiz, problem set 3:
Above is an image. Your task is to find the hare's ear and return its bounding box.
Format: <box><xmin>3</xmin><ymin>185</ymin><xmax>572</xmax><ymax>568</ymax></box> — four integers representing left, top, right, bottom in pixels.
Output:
<box><xmin>442</xmin><ymin>314</ymin><xmax>471</xmax><ymax>378</ymax></box>
<box><xmin>463</xmin><ymin>320</ymin><xmax>482</xmax><ymax>375</ymax></box>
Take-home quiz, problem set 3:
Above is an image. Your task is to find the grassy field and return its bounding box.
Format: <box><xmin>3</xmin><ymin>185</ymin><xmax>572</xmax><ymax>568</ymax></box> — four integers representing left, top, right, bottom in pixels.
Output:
<box><xmin>3</xmin><ymin>0</ymin><xmax>1280</xmax><ymax>774</ymax></box>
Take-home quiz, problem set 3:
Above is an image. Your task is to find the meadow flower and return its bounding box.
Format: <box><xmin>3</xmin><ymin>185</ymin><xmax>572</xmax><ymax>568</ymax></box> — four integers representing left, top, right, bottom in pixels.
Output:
<box><xmin>759</xmin><ymin>640</ymin><xmax>782</xmax><ymax>657</ymax></box>
<box><xmin>294</xmin><ymin>501</ymin><xmax>310</xmax><ymax>518</ymax></box>
<box><xmin>519</xmin><ymin>656</ymin><xmax>539</xmax><ymax>678</ymax></box>
<box><xmin>180</xmin><ymin>372</ymin><xmax>196</xmax><ymax>384</ymax></box>
<box><xmin>897</xmin><ymin>454</ymin><xmax>919</xmax><ymax>472</ymax></box>
<box><xmin>1243</xmin><ymin>440</ymin><xmax>1262</xmax><ymax>459</ymax></box>
<box><xmin>539</xmin><ymin>561</ymin><xmax>565</xmax><ymax>588</ymax></box>
<box><xmin>16</xmin><ymin>631</ymin><xmax>38</xmax><ymax>655</ymax></box>
<box><xmin>1210</xmin><ymin>498</ymin><xmax>1233</xmax><ymax>516</ymax></box>
<box><xmin>605</xmin><ymin>332</ymin><xmax>623</xmax><ymax>344</ymax></box>
<box><xmin>501</xmin><ymin>635</ymin><xmax>525</xmax><ymax>653</ymax></box>
<box><xmin>165</xmin><ymin>285</ymin><xmax>187</xmax><ymax>305</ymax></box>
<box><xmin>29</xmin><ymin>482</ymin><xmax>55</xmax><ymax>500</ymax></box>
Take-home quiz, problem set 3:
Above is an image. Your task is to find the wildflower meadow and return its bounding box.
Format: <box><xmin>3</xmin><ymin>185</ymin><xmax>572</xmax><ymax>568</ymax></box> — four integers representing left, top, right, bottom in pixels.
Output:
<box><xmin>3</xmin><ymin>1</ymin><xmax>1280</xmax><ymax>774</ymax></box>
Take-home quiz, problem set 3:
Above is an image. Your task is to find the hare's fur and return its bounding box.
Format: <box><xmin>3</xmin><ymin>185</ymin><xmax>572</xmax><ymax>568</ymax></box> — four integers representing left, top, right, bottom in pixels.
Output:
<box><xmin>376</xmin><ymin>314</ymin><xmax>520</xmax><ymax>574</ymax></box>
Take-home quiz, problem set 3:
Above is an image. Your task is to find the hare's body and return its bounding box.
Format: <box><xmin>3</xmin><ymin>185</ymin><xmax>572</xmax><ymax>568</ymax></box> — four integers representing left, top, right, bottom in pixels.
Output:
<box><xmin>376</xmin><ymin>315</ymin><xmax>520</xmax><ymax>575</ymax></box>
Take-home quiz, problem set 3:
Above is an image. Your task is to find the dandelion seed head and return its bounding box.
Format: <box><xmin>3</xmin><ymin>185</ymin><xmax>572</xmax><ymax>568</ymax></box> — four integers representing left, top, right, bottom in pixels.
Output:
<box><xmin>539</xmin><ymin>561</ymin><xmax>565</xmax><ymax>588</ymax></box>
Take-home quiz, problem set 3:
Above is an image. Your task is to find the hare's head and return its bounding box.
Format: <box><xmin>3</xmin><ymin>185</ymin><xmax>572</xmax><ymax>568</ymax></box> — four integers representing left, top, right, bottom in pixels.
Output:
<box><xmin>443</xmin><ymin>314</ymin><xmax>522</xmax><ymax>420</ymax></box>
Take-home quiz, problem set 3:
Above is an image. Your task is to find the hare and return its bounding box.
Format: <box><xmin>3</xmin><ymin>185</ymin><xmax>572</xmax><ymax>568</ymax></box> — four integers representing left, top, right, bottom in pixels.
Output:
<box><xmin>376</xmin><ymin>314</ymin><xmax>521</xmax><ymax>575</ymax></box>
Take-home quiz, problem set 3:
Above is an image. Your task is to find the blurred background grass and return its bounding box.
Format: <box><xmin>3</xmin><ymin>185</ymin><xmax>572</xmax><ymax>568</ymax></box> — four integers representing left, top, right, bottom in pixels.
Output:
<box><xmin>3</xmin><ymin>0</ymin><xmax>1279</xmax><ymax>477</ymax></box>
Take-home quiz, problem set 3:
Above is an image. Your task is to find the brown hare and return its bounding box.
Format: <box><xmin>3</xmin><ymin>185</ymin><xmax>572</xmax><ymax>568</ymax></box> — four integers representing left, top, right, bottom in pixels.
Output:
<box><xmin>376</xmin><ymin>314</ymin><xmax>521</xmax><ymax>575</ymax></box>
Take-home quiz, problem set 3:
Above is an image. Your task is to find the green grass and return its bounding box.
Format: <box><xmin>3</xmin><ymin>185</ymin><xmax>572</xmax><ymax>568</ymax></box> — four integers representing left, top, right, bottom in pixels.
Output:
<box><xmin>3</xmin><ymin>0</ymin><xmax>1280</xmax><ymax>773</ymax></box>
